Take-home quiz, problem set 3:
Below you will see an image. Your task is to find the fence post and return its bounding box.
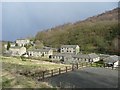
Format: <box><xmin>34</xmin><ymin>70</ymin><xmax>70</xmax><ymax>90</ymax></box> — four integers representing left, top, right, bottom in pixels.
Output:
<box><xmin>51</xmin><ymin>70</ymin><xmax>53</xmax><ymax>77</ymax></box>
<box><xmin>112</xmin><ymin>66</ymin><xmax>113</xmax><ymax>70</ymax></box>
<box><xmin>96</xmin><ymin>63</ymin><xmax>97</xmax><ymax>67</ymax></box>
<box><xmin>76</xmin><ymin>63</ymin><xmax>78</xmax><ymax>69</ymax></box>
<box><xmin>103</xmin><ymin>63</ymin><xmax>105</xmax><ymax>68</ymax></box>
<box><xmin>66</xmin><ymin>66</ymin><xmax>67</xmax><ymax>72</ymax></box>
<box><xmin>112</xmin><ymin>63</ymin><xmax>114</xmax><ymax>70</ymax></box>
<box><xmin>72</xmin><ymin>64</ymin><xmax>74</xmax><ymax>71</ymax></box>
<box><xmin>90</xmin><ymin>62</ymin><xmax>92</xmax><ymax>67</ymax></box>
<box><xmin>81</xmin><ymin>63</ymin><xmax>83</xmax><ymax>67</ymax></box>
<box><xmin>42</xmin><ymin>71</ymin><xmax>45</xmax><ymax>80</ymax></box>
<box><xmin>59</xmin><ymin>68</ymin><xmax>61</xmax><ymax>74</ymax></box>
<box><xmin>88</xmin><ymin>63</ymin><xmax>90</xmax><ymax>67</ymax></box>
<box><xmin>86</xmin><ymin>62</ymin><xmax>87</xmax><ymax>66</ymax></box>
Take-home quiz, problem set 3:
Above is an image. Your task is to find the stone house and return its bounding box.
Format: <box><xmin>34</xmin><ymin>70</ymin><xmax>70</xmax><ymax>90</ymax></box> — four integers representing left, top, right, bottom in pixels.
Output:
<box><xmin>4</xmin><ymin>42</ymin><xmax>16</xmax><ymax>49</ymax></box>
<box><xmin>88</xmin><ymin>53</ymin><xmax>100</xmax><ymax>62</ymax></box>
<box><xmin>99</xmin><ymin>54</ymin><xmax>110</xmax><ymax>60</ymax></box>
<box><xmin>9</xmin><ymin>47</ymin><xmax>26</xmax><ymax>56</ymax></box>
<box><xmin>51</xmin><ymin>53</ymin><xmax>100</xmax><ymax>64</ymax></box>
<box><xmin>27</xmin><ymin>48</ymin><xmax>53</xmax><ymax>58</ymax></box>
<box><xmin>43</xmin><ymin>47</ymin><xmax>58</xmax><ymax>52</ymax></box>
<box><xmin>50</xmin><ymin>53</ymin><xmax>65</xmax><ymax>61</ymax></box>
<box><xmin>103</xmin><ymin>55</ymin><xmax>119</xmax><ymax>68</ymax></box>
<box><xmin>16</xmin><ymin>39</ymin><xmax>30</xmax><ymax>46</ymax></box>
<box><xmin>73</xmin><ymin>53</ymin><xmax>100</xmax><ymax>63</ymax></box>
<box><xmin>10</xmin><ymin>43</ymin><xmax>16</xmax><ymax>47</ymax></box>
<box><xmin>51</xmin><ymin>53</ymin><xmax>75</xmax><ymax>64</ymax></box>
<box><xmin>60</xmin><ymin>45</ymin><xmax>80</xmax><ymax>54</ymax></box>
<box><xmin>72</xmin><ymin>54</ymin><xmax>90</xmax><ymax>63</ymax></box>
<box><xmin>64</xmin><ymin>54</ymin><xmax>77</xmax><ymax>64</ymax></box>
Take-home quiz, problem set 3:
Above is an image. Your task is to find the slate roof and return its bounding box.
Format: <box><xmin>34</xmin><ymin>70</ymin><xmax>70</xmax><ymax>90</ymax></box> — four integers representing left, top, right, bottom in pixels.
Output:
<box><xmin>43</xmin><ymin>47</ymin><xmax>57</xmax><ymax>50</ymax></box>
<box><xmin>99</xmin><ymin>54</ymin><xmax>110</xmax><ymax>59</ymax></box>
<box><xmin>52</xmin><ymin>53</ymin><xmax>99</xmax><ymax>59</ymax></box>
<box><xmin>61</xmin><ymin>45</ymin><xmax>79</xmax><ymax>48</ymax></box>
<box><xmin>72</xmin><ymin>54</ymin><xmax>90</xmax><ymax>59</ymax></box>
<box><xmin>88</xmin><ymin>53</ymin><xmax>99</xmax><ymax>59</ymax></box>
<box><xmin>28</xmin><ymin>48</ymin><xmax>51</xmax><ymax>52</ymax></box>
<box><xmin>72</xmin><ymin>53</ymin><xmax>99</xmax><ymax>59</ymax></box>
<box><xmin>10</xmin><ymin>46</ymin><xmax>22</xmax><ymax>49</ymax></box>
<box><xmin>51</xmin><ymin>53</ymin><xmax>74</xmax><ymax>57</ymax></box>
<box><xmin>104</xmin><ymin>55</ymin><xmax>120</xmax><ymax>63</ymax></box>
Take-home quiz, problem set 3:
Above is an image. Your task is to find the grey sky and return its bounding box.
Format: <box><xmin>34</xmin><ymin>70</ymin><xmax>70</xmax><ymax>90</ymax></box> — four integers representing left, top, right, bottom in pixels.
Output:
<box><xmin>1</xmin><ymin>2</ymin><xmax>118</xmax><ymax>41</ymax></box>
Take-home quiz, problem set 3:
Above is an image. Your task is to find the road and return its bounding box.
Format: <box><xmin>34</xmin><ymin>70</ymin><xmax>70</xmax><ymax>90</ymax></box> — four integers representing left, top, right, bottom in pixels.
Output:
<box><xmin>45</xmin><ymin>67</ymin><xmax>118</xmax><ymax>88</ymax></box>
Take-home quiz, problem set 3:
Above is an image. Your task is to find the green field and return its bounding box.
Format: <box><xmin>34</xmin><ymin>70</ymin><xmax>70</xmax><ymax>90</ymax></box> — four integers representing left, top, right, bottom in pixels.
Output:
<box><xmin>0</xmin><ymin>56</ymin><xmax>70</xmax><ymax>88</ymax></box>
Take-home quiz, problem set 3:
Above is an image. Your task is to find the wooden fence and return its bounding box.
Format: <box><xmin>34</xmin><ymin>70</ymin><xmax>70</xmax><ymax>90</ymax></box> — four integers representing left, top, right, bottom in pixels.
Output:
<box><xmin>42</xmin><ymin>63</ymin><xmax>117</xmax><ymax>80</ymax></box>
<box><xmin>18</xmin><ymin>62</ymin><xmax>117</xmax><ymax>81</ymax></box>
<box><xmin>38</xmin><ymin>66</ymin><xmax>73</xmax><ymax>81</ymax></box>
<box><xmin>37</xmin><ymin>62</ymin><xmax>93</xmax><ymax>81</ymax></box>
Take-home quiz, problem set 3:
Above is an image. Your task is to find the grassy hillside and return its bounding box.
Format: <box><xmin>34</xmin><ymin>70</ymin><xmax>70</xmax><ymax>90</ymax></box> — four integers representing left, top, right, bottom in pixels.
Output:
<box><xmin>1</xmin><ymin>56</ymin><xmax>70</xmax><ymax>88</ymax></box>
<box><xmin>35</xmin><ymin>8</ymin><xmax>120</xmax><ymax>55</ymax></box>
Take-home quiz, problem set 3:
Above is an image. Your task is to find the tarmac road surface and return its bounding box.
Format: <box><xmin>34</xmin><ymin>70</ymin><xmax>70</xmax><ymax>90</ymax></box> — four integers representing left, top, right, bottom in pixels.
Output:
<box><xmin>46</xmin><ymin>67</ymin><xmax>118</xmax><ymax>88</ymax></box>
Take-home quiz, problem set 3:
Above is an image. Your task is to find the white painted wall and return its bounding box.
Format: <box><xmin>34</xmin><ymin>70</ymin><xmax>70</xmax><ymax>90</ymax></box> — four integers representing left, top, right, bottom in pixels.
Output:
<box><xmin>114</xmin><ymin>61</ymin><xmax>119</xmax><ymax>68</ymax></box>
<box><xmin>9</xmin><ymin>47</ymin><xmax>26</xmax><ymax>56</ymax></box>
<box><xmin>93</xmin><ymin>57</ymin><xmax>100</xmax><ymax>62</ymax></box>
